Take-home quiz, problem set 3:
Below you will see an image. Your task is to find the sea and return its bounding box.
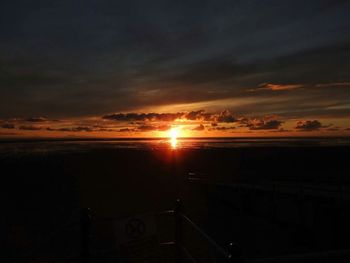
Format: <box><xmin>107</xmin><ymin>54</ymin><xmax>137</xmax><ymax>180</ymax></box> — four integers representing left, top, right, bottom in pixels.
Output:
<box><xmin>0</xmin><ymin>137</ymin><xmax>350</xmax><ymax>156</ymax></box>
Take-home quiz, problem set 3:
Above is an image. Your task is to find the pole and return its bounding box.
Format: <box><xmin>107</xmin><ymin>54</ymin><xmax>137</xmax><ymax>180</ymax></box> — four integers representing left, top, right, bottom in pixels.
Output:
<box><xmin>227</xmin><ymin>242</ymin><xmax>243</xmax><ymax>263</ymax></box>
<box><xmin>81</xmin><ymin>208</ymin><xmax>91</xmax><ymax>263</ymax></box>
<box><xmin>174</xmin><ymin>199</ymin><xmax>183</xmax><ymax>263</ymax></box>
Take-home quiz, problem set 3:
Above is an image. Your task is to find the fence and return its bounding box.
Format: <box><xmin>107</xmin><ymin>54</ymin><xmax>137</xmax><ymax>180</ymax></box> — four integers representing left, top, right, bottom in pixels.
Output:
<box><xmin>20</xmin><ymin>182</ymin><xmax>350</xmax><ymax>263</ymax></box>
<box><xmin>79</xmin><ymin>198</ymin><xmax>350</xmax><ymax>263</ymax></box>
<box><xmin>79</xmin><ymin>199</ymin><xmax>241</xmax><ymax>263</ymax></box>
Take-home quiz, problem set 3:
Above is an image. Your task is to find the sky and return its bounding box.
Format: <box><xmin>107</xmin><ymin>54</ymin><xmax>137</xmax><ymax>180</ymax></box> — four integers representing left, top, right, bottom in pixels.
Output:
<box><xmin>1</xmin><ymin>0</ymin><xmax>350</xmax><ymax>138</ymax></box>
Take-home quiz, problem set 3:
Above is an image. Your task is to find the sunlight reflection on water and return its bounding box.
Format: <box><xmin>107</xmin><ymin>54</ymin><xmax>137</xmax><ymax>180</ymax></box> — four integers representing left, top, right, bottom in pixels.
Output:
<box><xmin>170</xmin><ymin>137</ymin><xmax>177</xmax><ymax>149</ymax></box>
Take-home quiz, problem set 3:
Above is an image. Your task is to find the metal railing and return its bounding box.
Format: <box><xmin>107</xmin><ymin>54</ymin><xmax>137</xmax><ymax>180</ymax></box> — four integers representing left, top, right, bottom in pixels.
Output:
<box><xmin>78</xmin><ymin>200</ymin><xmax>242</xmax><ymax>263</ymax></box>
<box><xmin>29</xmin><ymin>199</ymin><xmax>350</xmax><ymax>263</ymax></box>
<box><xmin>174</xmin><ymin>198</ymin><xmax>242</xmax><ymax>263</ymax></box>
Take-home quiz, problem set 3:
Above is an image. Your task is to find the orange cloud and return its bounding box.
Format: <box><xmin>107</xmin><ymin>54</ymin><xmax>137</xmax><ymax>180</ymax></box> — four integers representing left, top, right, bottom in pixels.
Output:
<box><xmin>251</xmin><ymin>83</ymin><xmax>304</xmax><ymax>91</ymax></box>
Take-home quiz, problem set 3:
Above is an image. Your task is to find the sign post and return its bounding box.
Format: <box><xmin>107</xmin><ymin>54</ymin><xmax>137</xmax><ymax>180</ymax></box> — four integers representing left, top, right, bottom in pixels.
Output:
<box><xmin>114</xmin><ymin>214</ymin><xmax>160</xmax><ymax>263</ymax></box>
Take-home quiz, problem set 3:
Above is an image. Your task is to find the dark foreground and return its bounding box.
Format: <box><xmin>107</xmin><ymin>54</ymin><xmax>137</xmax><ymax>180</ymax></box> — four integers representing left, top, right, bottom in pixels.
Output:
<box><xmin>1</xmin><ymin>141</ymin><xmax>350</xmax><ymax>262</ymax></box>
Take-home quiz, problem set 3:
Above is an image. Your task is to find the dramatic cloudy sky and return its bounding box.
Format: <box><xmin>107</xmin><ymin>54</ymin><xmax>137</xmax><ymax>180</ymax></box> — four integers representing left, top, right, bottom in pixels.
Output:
<box><xmin>1</xmin><ymin>0</ymin><xmax>350</xmax><ymax>137</ymax></box>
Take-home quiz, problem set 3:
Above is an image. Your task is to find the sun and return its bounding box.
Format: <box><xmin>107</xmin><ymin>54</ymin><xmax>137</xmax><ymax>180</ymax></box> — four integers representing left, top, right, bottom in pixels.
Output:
<box><xmin>168</xmin><ymin>127</ymin><xmax>180</xmax><ymax>148</ymax></box>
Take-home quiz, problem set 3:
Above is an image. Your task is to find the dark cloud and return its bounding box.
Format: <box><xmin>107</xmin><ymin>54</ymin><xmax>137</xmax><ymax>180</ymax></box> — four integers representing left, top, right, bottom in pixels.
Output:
<box><xmin>249</xmin><ymin>120</ymin><xmax>283</xmax><ymax>130</ymax></box>
<box><xmin>137</xmin><ymin>125</ymin><xmax>157</xmax><ymax>132</ymax></box>
<box><xmin>295</xmin><ymin>120</ymin><xmax>323</xmax><ymax>131</ymax></box>
<box><xmin>239</xmin><ymin>117</ymin><xmax>283</xmax><ymax>130</ymax></box>
<box><xmin>326</xmin><ymin>127</ymin><xmax>341</xmax><ymax>131</ymax></box>
<box><xmin>165</xmin><ymin>57</ymin><xmax>256</xmax><ymax>85</ymax></box>
<box><xmin>71</xmin><ymin>126</ymin><xmax>93</xmax><ymax>132</ymax></box>
<box><xmin>103</xmin><ymin>113</ymin><xmax>183</xmax><ymax>122</ymax></box>
<box><xmin>103</xmin><ymin>110</ymin><xmax>288</xmax><ymax>131</ymax></box>
<box><xmin>103</xmin><ymin>110</ymin><xmax>236</xmax><ymax>123</ymax></box>
<box><xmin>46</xmin><ymin>126</ymin><xmax>93</xmax><ymax>132</ymax></box>
<box><xmin>19</xmin><ymin>125</ymin><xmax>42</xmax><ymax>130</ymax></box>
<box><xmin>1</xmin><ymin>123</ymin><xmax>15</xmax><ymax>129</ymax></box>
<box><xmin>192</xmin><ymin>124</ymin><xmax>205</xmax><ymax>131</ymax></box>
<box><xmin>0</xmin><ymin>0</ymin><xmax>349</xmax><ymax>127</ymax></box>
<box><xmin>96</xmin><ymin>128</ymin><xmax>115</xmax><ymax>132</ymax></box>
<box><xmin>118</xmin><ymin>128</ymin><xmax>135</xmax><ymax>132</ymax></box>
<box><xmin>210</xmin><ymin>126</ymin><xmax>236</xmax><ymax>131</ymax></box>
<box><xmin>182</xmin><ymin>110</ymin><xmax>211</xmax><ymax>121</ymax></box>
<box><xmin>136</xmin><ymin>124</ymin><xmax>172</xmax><ymax>132</ymax></box>
<box><xmin>20</xmin><ymin>109</ymin><xmax>278</xmax><ymax>134</ymax></box>
<box><xmin>25</xmin><ymin>117</ymin><xmax>48</xmax><ymax>122</ymax></box>
<box><xmin>216</xmin><ymin>110</ymin><xmax>236</xmax><ymax>123</ymax></box>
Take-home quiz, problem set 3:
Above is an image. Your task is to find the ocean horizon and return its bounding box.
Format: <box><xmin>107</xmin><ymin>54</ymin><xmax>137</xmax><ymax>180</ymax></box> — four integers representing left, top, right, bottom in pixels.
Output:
<box><xmin>1</xmin><ymin>136</ymin><xmax>350</xmax><ymax>156</ymax></box>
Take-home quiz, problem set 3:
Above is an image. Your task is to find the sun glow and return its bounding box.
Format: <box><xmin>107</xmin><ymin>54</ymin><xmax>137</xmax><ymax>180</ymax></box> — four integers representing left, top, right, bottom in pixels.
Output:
<box><xmin>169</xmin><ymin>127</ymin><xmax>180</xmax><ymax>149</ymax></box>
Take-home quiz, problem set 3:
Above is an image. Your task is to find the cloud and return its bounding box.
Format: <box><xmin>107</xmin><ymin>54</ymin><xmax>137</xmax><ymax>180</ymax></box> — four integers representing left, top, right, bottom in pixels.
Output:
<box><xmin>118</xmin><ymin>128</ymin><xmax>135</xmax><ymax>132</ymax></box>
<box><xmin>250</xmin><ymin>81</ymin><xmax>350</xmax><ymax>93</ymax></box>
<box><xmin>157</xmin><ymin>124</ymin><xmax>172</xmax><ymax>131</ymax></box>
<box><xmin>251</xmin><ymin>83</ymin><xmax>304</xmax><ymax>92</ymax></box>
<box><xmin>46</xmin><ymin>126</ymin><xmax>93</xmax><ymax>132</ymax></box>
<box><xmin>250</xmin><ymin>120</ymin><xmax>283</xmax><ymax>130</ymax></box>
<box><xmin>1</xmin><ymin>123</ymin><xmax>15</xmax><ymax>129</ymax></box>
<box><xmin>239</xmin><ymin>117</ymin><xmax>283</xmax><ymax>130</ymax></box>
<box><xmin>192</xmin><ymin>124</ymin><xmax>205</xmax><ymax>131</ymax></box>
<box><xmin>0</xmin><ymin>131</ymin><xmax>17</xmax><ymax>136</ymax></box>
<box><xmin>326</xmin><ymin>127</ymin><xmax>340</xmax><ymax>131</ymax></box>
<box><xmin>182</xmin><ymin>110</ymin><xmax>211</xmax><ymax>121</ymax></box>
<box><xmin>295</xmin><ymin>120</ymin><xmax>324</xmax><ymax>131</ymax></box>
<box><xmin>136</xmin><ymin>125</ymin><xmax>157</xmax><ymax>132</ymax></box>
<box><xmin>19</xmin><ymin>125</ymin><xmax>42</xmax><ymax>130</ymax></box>
<box><xmin>315</xmin><ymin>82</ymin><xmax>350</xmax><ymax>88</ymax></box>
<box><xmin>216</xmin><ymin>110</ymin><xmax>236</xmax><ymax>123</ymax></box>
<box><xmin>25</xmin><ymin>117</ymin><xmax>49</xmax><ymax>122</ymax></box>
<box><xmin>210</xmin><ymin>126</ymin><xmax>236</xmax><ymax>131</ymax></box>
<box><xmin>103</xmin><ymin>113</ymin><xmax>183</xmax><ymax>122</ymax></box>
<box><xmin>136</xmin><ymin>124</ymin><xmax>172</xmax><ymax>132</ymax></box>
<box><xmin>97</xmin><ymin>128</ymin><xmax>115</xmax><ymax>132</ymax></box>
<box><xmin>270</xmin><ymin>128</ymin><xmax>290</xmax><ymax>133</ymax></box>
<box><xmin>103</xmin><ymin>110</ymin><xmax>236</xmax><ymax>123</ymax></box>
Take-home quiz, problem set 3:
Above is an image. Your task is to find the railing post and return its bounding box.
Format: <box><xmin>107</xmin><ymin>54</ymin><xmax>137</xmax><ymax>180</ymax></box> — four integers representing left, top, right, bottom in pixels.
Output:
<box><xmin>174</xmin><ymin>199</ymin><xmax>183</xmax><ymax>263</ymax></box>
<box><xmin>81</xmin><ymin>208</ymin><xmax>91</xmax><ymax>263</ymax></box>
<box><xmin>227</xmin><ymin>242</ymin><xmax>242</xmax><ymax>263</ymax></box>
<box><xmin>271</xmin><ymin>183</ymin><xmax>276</xmax><ymax>223</ymax></box>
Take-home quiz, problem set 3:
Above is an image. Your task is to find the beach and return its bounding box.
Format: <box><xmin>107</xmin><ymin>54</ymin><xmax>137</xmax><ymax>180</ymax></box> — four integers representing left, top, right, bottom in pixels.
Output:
<box><xmin>1</xmin><ymin>138</ymin><xmax>350</xmax><ymax>261</ymax></box>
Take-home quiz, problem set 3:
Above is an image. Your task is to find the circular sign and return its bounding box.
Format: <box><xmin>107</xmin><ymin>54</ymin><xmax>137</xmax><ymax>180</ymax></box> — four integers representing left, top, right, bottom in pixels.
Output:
<box><xmin>125</xmin><ymin>218</ymin><xmax>146</xmax><ymax>239</ymax></box>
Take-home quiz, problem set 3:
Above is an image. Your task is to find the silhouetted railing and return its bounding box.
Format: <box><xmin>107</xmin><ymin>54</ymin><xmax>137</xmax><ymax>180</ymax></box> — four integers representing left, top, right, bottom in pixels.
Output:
<box><xmin>78</xmin><ymin>200</ymin><xmax>241</xmax><ymax>263</ymax></box>
<box><xmin>32</xmin><ymin>198</ymin><xmax>350</xmax><ymax>263</ymax></box>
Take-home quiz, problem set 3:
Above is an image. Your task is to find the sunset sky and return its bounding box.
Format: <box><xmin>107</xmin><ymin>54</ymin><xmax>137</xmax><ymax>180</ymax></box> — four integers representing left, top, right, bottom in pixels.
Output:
<box><xmin>1</xmin><ymin>0</ymin><xmax>350</xmax><ymax>138</ymax></box>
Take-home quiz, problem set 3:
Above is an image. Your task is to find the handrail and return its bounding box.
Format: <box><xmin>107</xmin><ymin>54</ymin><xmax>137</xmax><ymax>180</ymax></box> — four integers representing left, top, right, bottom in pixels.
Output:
<box><xmin>174</xmin><ymin>199</ymin><xmax>241</xmax><ymax>263</ymax></box>
<box><xmin>180</xmin><ymin>245</ymin><xmax>197</xmax><ymax>263</ymax></box>
<box><xmin>179</xmin><ymin>212</ymin><xmax>229</xmax><ymax>259</ymax></box>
